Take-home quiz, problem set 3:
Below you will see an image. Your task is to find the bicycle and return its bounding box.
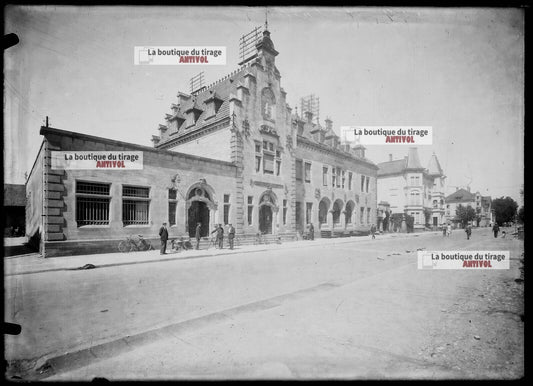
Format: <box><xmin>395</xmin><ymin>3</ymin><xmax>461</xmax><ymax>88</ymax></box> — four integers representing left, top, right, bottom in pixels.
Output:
<box><xmin>207</xmin><ymin>235</ymin><xmax>218</xmax><ymax>250</ymax></box>
<box><xmin>253</xmin><ymin>232</ymin><xmax>269</xmax><ymax>245</ymax></box>
<box><xmin>118</xmin><ymin>235</ymin><xmax>153</xmax><ymax>252</ymax></box>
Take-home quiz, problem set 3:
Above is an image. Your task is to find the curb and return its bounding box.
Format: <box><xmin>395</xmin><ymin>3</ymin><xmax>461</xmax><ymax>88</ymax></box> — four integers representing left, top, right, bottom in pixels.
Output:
<box><xmin>5</xmin><ymin>231</ymin><xmax>444</xmax><ymax>276</ymax></box>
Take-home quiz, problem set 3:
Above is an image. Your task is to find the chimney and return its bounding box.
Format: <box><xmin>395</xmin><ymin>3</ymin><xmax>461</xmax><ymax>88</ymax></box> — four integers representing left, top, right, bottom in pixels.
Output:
<box><xmin>304</xmin><ymin>111</ymin><xmax>313</xmax><ymax>123</ymax></box>
<box><xmin>325</xmin><ymin>117</ymin><xmax>333</xmax><ymax>130</ymax></box>
<box><xmin>354</xmin><ymin>144</ymin><xmax>366</xmax><ymax>158</ymax></box>
<box><xmin>389</xmin><ymin>154</ymin><xmax>393</xmax><ymax>162</ymax></box>
<box><xmin>456</xmin><ymin>187</ymin><xmax>459</xmax><ymax>191</ymax></box>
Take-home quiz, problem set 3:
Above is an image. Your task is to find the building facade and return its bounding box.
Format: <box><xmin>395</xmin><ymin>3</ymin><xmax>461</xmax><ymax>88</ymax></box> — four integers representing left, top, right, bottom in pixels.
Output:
<box><xmin>444</xmin><ymin>188</ymin><xmax>493</xmax><ymax>227</ymax></box>
<box><xmin>377</xmin><ymin>148</ymin><xmax>446</xmax><ymax>229</ymax></box>
<box><xmin>26</xmin><ymin>27</ymin><xmax>378</xmax><ymax>257</ymax></box>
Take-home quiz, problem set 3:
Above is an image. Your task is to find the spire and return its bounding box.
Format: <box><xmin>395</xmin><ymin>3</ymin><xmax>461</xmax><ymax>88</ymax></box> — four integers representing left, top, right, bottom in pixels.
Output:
<box><xmin>265</xmin><ymin>7</ymin><xmax>268</xmax><ymax>31</ymax></box>
<box><xmin>405</xmin><ymin>147</ymin><xmax>424</xmax><ymax>171</ymax></box>
<box><xmin>426</xmin><ymin>152</ymin><xmax>444</xmax><ymax>176</ymax></box>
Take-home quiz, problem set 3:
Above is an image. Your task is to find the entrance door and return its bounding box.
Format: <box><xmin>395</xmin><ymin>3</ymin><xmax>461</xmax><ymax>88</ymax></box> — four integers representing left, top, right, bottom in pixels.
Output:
<box><xmin>259</xmin><ymin>205</ymin><xmax>273</xmax><ymax>234</ymax></box>
<box><xmin>188</xmin><ymin>201</ymin><xmax>209</xmax><ymax>237</ymax></box>
<box><xmin>433</xmin><ymin>217</ymin><xmax>438</xmax><ymax>227</ymax></box>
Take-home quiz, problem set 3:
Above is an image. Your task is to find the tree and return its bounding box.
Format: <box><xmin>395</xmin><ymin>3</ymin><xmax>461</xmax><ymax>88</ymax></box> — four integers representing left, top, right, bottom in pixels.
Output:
<box><xmin>383</xmin><ymin>210</ymin><xmax>390</xmax><ymax>232</ymax></box>
<box><xmin>492</xmin><ymin>196</ymin><xmax>518</xmax><ymax>225</ymax></box>
<box><xmin>517</xmin><ymin>206</ymin><xmax>524</xmax><ymax>225</ymax></box>
<box><xmin>390</xmin><ymin>213</ymin><xmax>404</xmax><ymax>232</ymax></box>
<box><xmin>456</xmin><ymin>204</ymin><xmax>476</xmax><ymax>227</ymax></box>
<box><xmin>423</xmin><ymin>207</ymin><xmax>432</xmax><ymax>227</ymax></box>
<box><xmin>405</xmin><ymin>214</ymin><xmax>414</xmax><ymax>233</ymax></box>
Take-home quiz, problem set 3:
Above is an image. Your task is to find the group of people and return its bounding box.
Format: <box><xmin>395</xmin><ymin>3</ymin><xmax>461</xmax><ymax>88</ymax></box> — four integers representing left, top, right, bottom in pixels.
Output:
<box><xmin>209</xmin><ymin>223</ymin><xmax>236</xmax><ymax>250</ymax></box>
<box><xmin>158</xmin><ymin>222</ymin><xmax>236</xmax><ymax>254</ymax></box>
<box><xmin>439</xmin><ymin>222</ymin><xmax>503</xmax><ymax>240</ymax></box>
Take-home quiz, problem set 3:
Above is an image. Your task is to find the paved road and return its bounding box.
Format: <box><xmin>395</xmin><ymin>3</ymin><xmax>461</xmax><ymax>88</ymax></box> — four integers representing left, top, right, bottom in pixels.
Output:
<box><xmin>4</xmin><ymin>228</ymin><xmax>523</xmax><ymax>380</ymax></box>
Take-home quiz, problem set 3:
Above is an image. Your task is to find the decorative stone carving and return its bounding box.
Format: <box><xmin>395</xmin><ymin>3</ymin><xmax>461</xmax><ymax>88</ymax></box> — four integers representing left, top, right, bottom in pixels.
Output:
<box><xmin>259</xmin><ymin>124</ymin><xmax>278</xmax><ymax>137</ymax></box>
<box><xmin>242</xmin><ymin>119</ymin><xmax>250</xmax><ymax>138</ymax></box>
<box><xmin>286</xmin><ymin>134</ymin><xmax>293</xmax><ymax>152</ymax></box>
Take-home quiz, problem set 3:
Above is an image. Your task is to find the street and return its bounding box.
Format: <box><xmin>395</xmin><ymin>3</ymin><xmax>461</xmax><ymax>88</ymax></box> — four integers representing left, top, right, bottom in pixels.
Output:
<box><xmin>4</xmin><ymin>227</ymin><xmax>524</xmax><ymax>380</ymax></box>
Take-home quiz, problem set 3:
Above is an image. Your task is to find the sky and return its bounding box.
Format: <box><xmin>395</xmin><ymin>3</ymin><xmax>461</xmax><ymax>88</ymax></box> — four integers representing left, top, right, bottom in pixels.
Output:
<box><xmin>4</xmin><ymin>6</ymin><xmax>524</xmax><ymax>205</ymax></box>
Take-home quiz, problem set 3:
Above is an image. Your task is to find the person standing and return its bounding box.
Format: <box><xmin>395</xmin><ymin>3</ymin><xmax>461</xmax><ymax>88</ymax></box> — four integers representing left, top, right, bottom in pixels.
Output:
<box><xmin>446</xmin><ymin>224</ymin><xmax>452</xmax><ymax>237</ymax></box>
<box><xmin>210</xmin><ymin>224</ymin><xmax>220</xmax><ymax>248</ymax></box>
<box><xmin>493</xmin><ymin>223</ymin><xmax>500</xmax><ymax>238</ymax></box>
<box><xmin>370</xmin><ymin>224</ymin><xmax>376</xmax><ymax>239</ymax></box>
<box><xmin>228</xmin><ymin>223</ymin><xmax>235</xmax><ymax>249</ymax></box>
<box><xmin>465</xmin><ymin>224</ymin><xmax>472</xmax><ymax>240</ymax></box>
<box><xmin>308</xmin><ymin>223</ymin><xmax>314</xmax><ymax>240</ymax></box>
<box><xmin>195</xmin><ymin>222</ymin><xmax>202</xmax><ymax>250</ymax></box>
<box><xmin>159</xmin><ymin>222</ymin><xmax>169</xmax><ymax>255</ymax></box>
<box><xmin>442</xmin><ymin>224</ymin><xmax>447</xmax><ymax>237</ymax></box>
<box><xmin>217</xmin><ymin>224</ymin><xmax>224</xmax><ymax>249</ymax></box>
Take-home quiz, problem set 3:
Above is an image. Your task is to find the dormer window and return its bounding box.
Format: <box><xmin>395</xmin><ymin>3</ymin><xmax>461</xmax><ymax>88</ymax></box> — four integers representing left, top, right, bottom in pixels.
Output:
<box><xmin>204</xmin><ymin>91</ymin><xmax>224</xmax><ymax>119</ymax></box>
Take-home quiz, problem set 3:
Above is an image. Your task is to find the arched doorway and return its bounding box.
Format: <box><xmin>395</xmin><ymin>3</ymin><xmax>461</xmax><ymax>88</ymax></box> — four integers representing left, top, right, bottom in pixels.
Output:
<box><xmin>345</xmin><ymin>200</ymin><xmax>355</xmax><ymax>226</ymax></box>
<box><xmin>318</xmin><ymin>198</ymin><xmax>330</xmax><ymax>227</ymax></box>
<box><xmin>186</xmin><ymin>185</ymin><xmax>213</xmax><ymax>237</ymax></box>
<box><xmin>258</xmin><ymin>190</ymin><xmax>278</xmax><ymax>235</ymax></box>
<box><xmin>332</xmin><ymin>199</ymin><xmax>343</xmax><ymax>224</ymax></box>
<box><xmin>259</xmin><ymin>205</ymin><xmax>273</xmax><ymax>234</ymax></box>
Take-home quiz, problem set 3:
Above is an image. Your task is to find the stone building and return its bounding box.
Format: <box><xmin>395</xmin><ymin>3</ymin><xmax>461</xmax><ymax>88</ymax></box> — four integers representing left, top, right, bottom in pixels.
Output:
<box><xmin>377</xmin><ymin>148</ymin><xmax>446</xmax><ymax>229</ymax></box>
<box><xmin>153</xmin><ymin>27</ymin><xmax>378</xmax><ymax>239</ymax></box>
<box><xmin>25</xmin><ymin>27</ymin><xmax>378</xmax><ymax>257</ymax></box>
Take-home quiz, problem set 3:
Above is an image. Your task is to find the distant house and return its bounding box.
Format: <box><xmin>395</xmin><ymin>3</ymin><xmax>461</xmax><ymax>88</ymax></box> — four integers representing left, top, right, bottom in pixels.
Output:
<box><xmin>3</xmin><ymin>184</ymin><xmax>26</xmax><ymax>236</ymax></box>
<box><xmin>444</xmin><ymin>188</ymin><xmax>493</xmax><ymax>227</ymax></box>
<box><xmin>377</xmin><ymin>148</ymin><xmax>446</xmax><ymax>230</ymax></box>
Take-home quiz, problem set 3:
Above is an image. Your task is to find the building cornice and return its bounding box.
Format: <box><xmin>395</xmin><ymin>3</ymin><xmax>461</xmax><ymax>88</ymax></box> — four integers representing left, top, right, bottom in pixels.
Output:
<box><xmin>296</xmin><ymin>135</ymin><xmax>378</xmax><ymax>170</ymax></box>
<box><xmin>156</xmin><ymin>117</ymin><xmax>230</xmax><ymax>150</ymax></box>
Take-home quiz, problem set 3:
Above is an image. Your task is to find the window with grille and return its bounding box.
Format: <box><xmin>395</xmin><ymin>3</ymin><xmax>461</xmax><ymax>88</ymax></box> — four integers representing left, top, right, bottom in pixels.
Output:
<box><xmin>304</xmin><ymin>162</ymin><xmax>311</xmax><ymax>183</ymax></box>
<box><xmin>247</xmin><ymin>196</ymin><xmax>253</xmax><ymax>225</ymax></box>
<box><xmin>224</xmin><ymin>194</ymin><xmax>230</xmax><ymax>225</ymax></box>
<box><xmin>263</xmin><ymin>153</ymin><xmax>274</xmax><ymax>174</ymax></box>
<box><xmin>168</xmin><ymin>189</ymin><xmax>178</xmax><ymax>226</ymax></box>
<box><xmin>295</xmin><ymin>159</ymin><xmax>303</xmax><ymax>181</ymax></box>
<box><xmin>306</xmin><ymin>202</ymin><xmax>312</xmax><ymax>224</ymax></box>
<box><xmin>76</xmin><ymin>181</ymin><xmax>111</xmax><ymax>226</ymax></box>
<box><xmin>122</xmin><ymin>185</ymin><xmax>150</xmax><ymax>226</ymax></box>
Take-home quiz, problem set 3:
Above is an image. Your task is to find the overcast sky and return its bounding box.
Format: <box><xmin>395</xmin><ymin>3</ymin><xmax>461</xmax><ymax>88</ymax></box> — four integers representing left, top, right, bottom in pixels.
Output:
<box><xmin>4</xmin><ymin>6</ymin><xmax>524</xmax><ymax>204</ymax></box>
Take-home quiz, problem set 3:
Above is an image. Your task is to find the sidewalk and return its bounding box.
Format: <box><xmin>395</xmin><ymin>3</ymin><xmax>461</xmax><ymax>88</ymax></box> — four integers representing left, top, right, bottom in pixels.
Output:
<box><xmin>4</xmin><ymin>230</ymin><xmax>443</xmax><ymax>276</ymax></box>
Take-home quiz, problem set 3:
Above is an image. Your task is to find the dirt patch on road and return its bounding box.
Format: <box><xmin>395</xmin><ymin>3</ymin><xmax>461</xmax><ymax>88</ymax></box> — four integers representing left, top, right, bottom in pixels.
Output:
<box><xmin>417</xmin><ymin>255</ymin><xmax>524</xmax><ymax>379</ymax></box>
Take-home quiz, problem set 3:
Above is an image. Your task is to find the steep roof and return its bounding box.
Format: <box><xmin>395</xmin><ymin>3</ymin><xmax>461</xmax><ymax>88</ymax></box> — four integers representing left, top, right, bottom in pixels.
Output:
<box><xmin>156</xmin><ymin>66</ymin><xmax>248</xmax><ymax>147</ymax></box>
<box><xmin>445</xmin><ymin>188</ymin><xmax>476</xmax><ymax>203</ymax></box>
<box><xmin>426</xmin><ymin>153</ymin><xmax>444</xmax><ymax>176</ymax></box>
<box><xmin>405</xmin><ymin>147</ymin><xmax>424</xmax><ymax>170</ymax></box>
<box><xmin>377</xmin><ymin>158</ymin><xmax>407</xmax><ymax>177</ymax></box>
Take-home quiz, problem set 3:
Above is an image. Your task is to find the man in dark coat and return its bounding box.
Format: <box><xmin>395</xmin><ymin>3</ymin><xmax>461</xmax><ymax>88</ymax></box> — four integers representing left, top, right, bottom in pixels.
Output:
<box><xmin>228</xmin><ymin>224</ymin><xmax>235</xmax><ymax>249</ymax></box>
<box><xmin>370</xmin><ymin>224</ymin><xmax>376</xmax><ymax>239</ymax></box>
<box><xmin>217</xmin><ymin>224</ymin><xmax>224</xmax><ymax>249</ymax></box>
<box><xmin>159</xmin><ymin>222</ymin><xmax>169</xmax><ymax>255</ymax></box>
<box><xmin>195</xmin><ymin>222</ymin><xmax>202</xmax><ymax>250</ymax></box>
<box><xmin>308</xmin><ymin>223</ymin><xmax>314</xmax><ymax>240</ymax></box>
<box><xmin>493</xmin><ymin>223</ymin><xmax>500</xmax><ymax>238</ymax></box>
<box><xmin>465</xmin><ymin>224</ymin><xmax>472</xmax><ymax>240</ymax></box>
